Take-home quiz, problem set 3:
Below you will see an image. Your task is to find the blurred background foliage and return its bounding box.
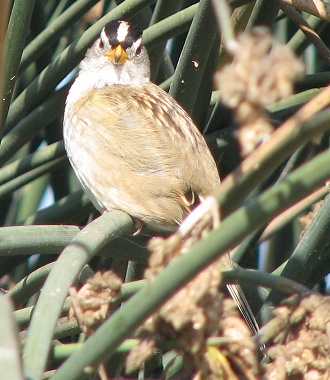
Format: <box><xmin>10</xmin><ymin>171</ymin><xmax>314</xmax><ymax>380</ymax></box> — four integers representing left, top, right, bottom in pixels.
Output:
<box><xmin>1</xmin><ymin>0</ymin><xmax>330</xmax><ymax>379</ymax></box>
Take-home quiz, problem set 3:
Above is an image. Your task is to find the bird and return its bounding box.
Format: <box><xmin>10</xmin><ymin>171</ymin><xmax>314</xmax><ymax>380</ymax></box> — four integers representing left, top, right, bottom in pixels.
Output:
<box><xmin>63</xmin><ymin>20</ymin><xmax>220</xmax><ymax>232</ymax></box>
<box><xmin>63</xmin><ymin>19</ymin><xmax>259</xmax><ymax>337</ymax></box>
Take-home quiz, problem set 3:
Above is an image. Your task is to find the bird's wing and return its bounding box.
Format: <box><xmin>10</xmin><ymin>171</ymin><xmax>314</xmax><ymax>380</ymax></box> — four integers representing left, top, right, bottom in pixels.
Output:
<box><xmin>85</xmin><ymin>83</ymin><xmax>220</xmax><ymax>191</ymax></box>
<box><xmin>66</xmin><ymin>83</ymin><xmax>220</xmax><ymax>227</ymax></box>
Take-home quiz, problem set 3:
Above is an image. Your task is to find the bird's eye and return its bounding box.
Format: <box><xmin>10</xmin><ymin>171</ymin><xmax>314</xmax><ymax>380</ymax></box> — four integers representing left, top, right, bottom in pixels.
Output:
<box><xmin>99</xmin><ymin>39</ymin><xmax>104</xmax><ymax>49</ymax></box>
<box><xmin>136</xmin><ymin>45</ymin><xmax>142</xmax><ymax>55</ymax></box>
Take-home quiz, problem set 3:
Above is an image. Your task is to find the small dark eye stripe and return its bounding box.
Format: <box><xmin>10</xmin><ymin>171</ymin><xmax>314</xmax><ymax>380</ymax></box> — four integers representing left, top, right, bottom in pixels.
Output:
<box><xmin>104</xmin><ymin>20</ymin><xmax>143</xmax><ymax>50</ymax></box>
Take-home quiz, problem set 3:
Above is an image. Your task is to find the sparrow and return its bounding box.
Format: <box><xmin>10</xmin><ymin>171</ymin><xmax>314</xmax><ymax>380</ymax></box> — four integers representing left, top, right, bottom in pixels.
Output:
<box><xmin>63</xmin><ymin>20</ymin><xmax>220</xmax><ymax>232</ymax></box>
<box><xmin>63</xmin><ymin>20</ymin><xmax>259</xmax><ymax>337</ymax></box>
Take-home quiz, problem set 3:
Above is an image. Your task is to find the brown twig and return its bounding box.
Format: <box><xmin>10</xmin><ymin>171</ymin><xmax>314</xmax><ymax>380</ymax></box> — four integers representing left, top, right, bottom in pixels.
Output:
<box><xmin>281</xmin><ymin>2</ymin><xmax>330</xmax><ymax>67</ymax></box>
<box><xmin>280</xmin><ymin>0</ymin><xmax>330</xmax><ymax>21</ymax></box>
<box><xmin>259</xmin><ymin>185</ymin><xmax>328</xmax><ymax>242</ymax></box>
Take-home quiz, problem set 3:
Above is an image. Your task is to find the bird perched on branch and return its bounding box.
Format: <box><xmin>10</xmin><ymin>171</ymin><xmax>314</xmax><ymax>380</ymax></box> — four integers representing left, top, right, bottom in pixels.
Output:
<box><xmin>63</xmin><ymin>19</ymin><xmax>259</xmax><ymax>337</ymax></box>
<box><xmin>63</xmin><ymin>20</ymin><xmax>220</xmax><ymax>232</ymax></box>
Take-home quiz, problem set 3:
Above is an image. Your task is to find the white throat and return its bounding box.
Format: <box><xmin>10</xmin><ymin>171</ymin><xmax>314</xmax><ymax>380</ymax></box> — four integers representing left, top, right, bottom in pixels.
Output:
<box><xmin>66</xmin><ymin>44</ymin><xmax>151</xmax><ymax>107</ymax></box>
<box><xmin>66</xmin><ymin>66</ymin><xmax>120</xmax><ymax>106</ymax></box>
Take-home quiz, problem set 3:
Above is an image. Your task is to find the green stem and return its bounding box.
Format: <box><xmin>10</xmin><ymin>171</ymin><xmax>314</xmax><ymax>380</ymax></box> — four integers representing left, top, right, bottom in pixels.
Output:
<box><xmin>265</xmin><ymin>193</ymin><xmax>330</xmax><ymax>309</ymax></box>
<box><xmin>169</xmin><ymin>0</ymin><xmax>218</xmax><ymax>116</ymax></box>
<box><xmin>217</xmin><ymin>107</ymin><xmax>330</xmax><ymax>217</ymax></box>
<box><xmin>0</xmin><ymin>141</ymin><xmax>65</xmax><ymax>186</ymax></box>
<box><xmin>20</xmin><ymin>0</ymin><xmax>100</xmax><ymax>72</ymax></box>
<box><xmin>52</xmin><ymin>148</ymin><xmax>330</xmax><ymax>380</ymax></box>
<box><xmin>0</xmin><ymin>156</ymin><xmax>66</xmax><ymax>199</ymax></box>
<box><xmin>2</xmin><ymin>0</ymin><xmax>36</xmax><ymax>135</ymax></box>
<box><xmin>0</xmin><ymin>295</ymin><xmax>23</xmax><ymax>379</ymax></box>
<box><xmin>5</xmin><ymin>0</ymin><xmax>156</xmax><ymax>134</ymax></box>
<box><xmin>0</xmin><ymin>86</ymin><xmax>68</xmax><ymax>167</ymax></box>
<box><xmin>23</xmin><ymin>211</ymin><xmax>133</xmax><ymax>380</ymax></box>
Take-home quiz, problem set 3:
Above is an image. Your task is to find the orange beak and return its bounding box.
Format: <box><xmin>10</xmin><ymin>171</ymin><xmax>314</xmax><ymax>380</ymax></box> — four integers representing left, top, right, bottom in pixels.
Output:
<box><xmin>106</xmin><ymin>45</ymin><xmax>129</xmax><ymax>65</ymax></box>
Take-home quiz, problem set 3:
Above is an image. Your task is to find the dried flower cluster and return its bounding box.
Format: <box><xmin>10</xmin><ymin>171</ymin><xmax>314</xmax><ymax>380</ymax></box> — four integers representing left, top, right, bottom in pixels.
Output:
<box><xmin>125</xmin><ymin>217</ymin><xmax>260</xmax><ymax>379</ymax></box>
<box><xmin>263</xmin><ymin>294</ymin><xmax>330</xmax><ymax>379</ymax></box>
<box><xmin>69</xmin><ymin>270</ymin><xmax>123</xmax><ymax>335</ymax></box>
<box><xmin>215</xmin><ymin>28</ymin><xmax>304</xmax><ymax>156</ymax></box>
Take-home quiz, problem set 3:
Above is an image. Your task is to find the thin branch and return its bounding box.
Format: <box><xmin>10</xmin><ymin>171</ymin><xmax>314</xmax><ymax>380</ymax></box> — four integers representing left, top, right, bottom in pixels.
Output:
<box><xmin>282</xmin><ymin>2</ymin><xmax>330</xmax><ymax>67</ymax></box>
<box><xmin>280</xmin><ymin>0</ymin><xmax>330</xmax><ymax>21</ymax></box>
<box><xmin>259</xmin><ymin>185</ymin><xmax>328</xmax><ymax>242</ymax></box>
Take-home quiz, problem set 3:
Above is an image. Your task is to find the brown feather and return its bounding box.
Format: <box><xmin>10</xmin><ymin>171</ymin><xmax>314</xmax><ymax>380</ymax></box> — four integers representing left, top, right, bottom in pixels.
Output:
<box><xmin>64</xmin><ymin>83</ymin><xmax>220</xmax><ymax>230</ymax></box>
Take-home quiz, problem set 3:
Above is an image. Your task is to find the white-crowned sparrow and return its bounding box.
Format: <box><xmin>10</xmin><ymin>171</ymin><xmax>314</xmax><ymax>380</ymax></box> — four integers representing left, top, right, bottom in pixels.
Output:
<box><xmin>63</xmin><ymin>19</ymin><xmax>258</xmax><ymax>336</ymax></box>
<box><xmin>63</xmin><ymin>20</ymin><xmax>220</xmax><ymax>231</ymax></box>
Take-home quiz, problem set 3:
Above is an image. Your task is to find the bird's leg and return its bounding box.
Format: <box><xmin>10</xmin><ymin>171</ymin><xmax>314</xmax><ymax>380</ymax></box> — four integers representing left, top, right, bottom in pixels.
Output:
<box><xmin>131</xmin><ymin>218</ymin><xmax>145</xmax><ymax>236</ymax></box>
<box><xmin>178</xmin><ymin>196</ymin><xmax>218</xmax><ymax>238</ymax></box>
<box><xmin>101</xmin><ymin>209</ymin><xmax>144</xmax><ymax>236</ymax></box>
